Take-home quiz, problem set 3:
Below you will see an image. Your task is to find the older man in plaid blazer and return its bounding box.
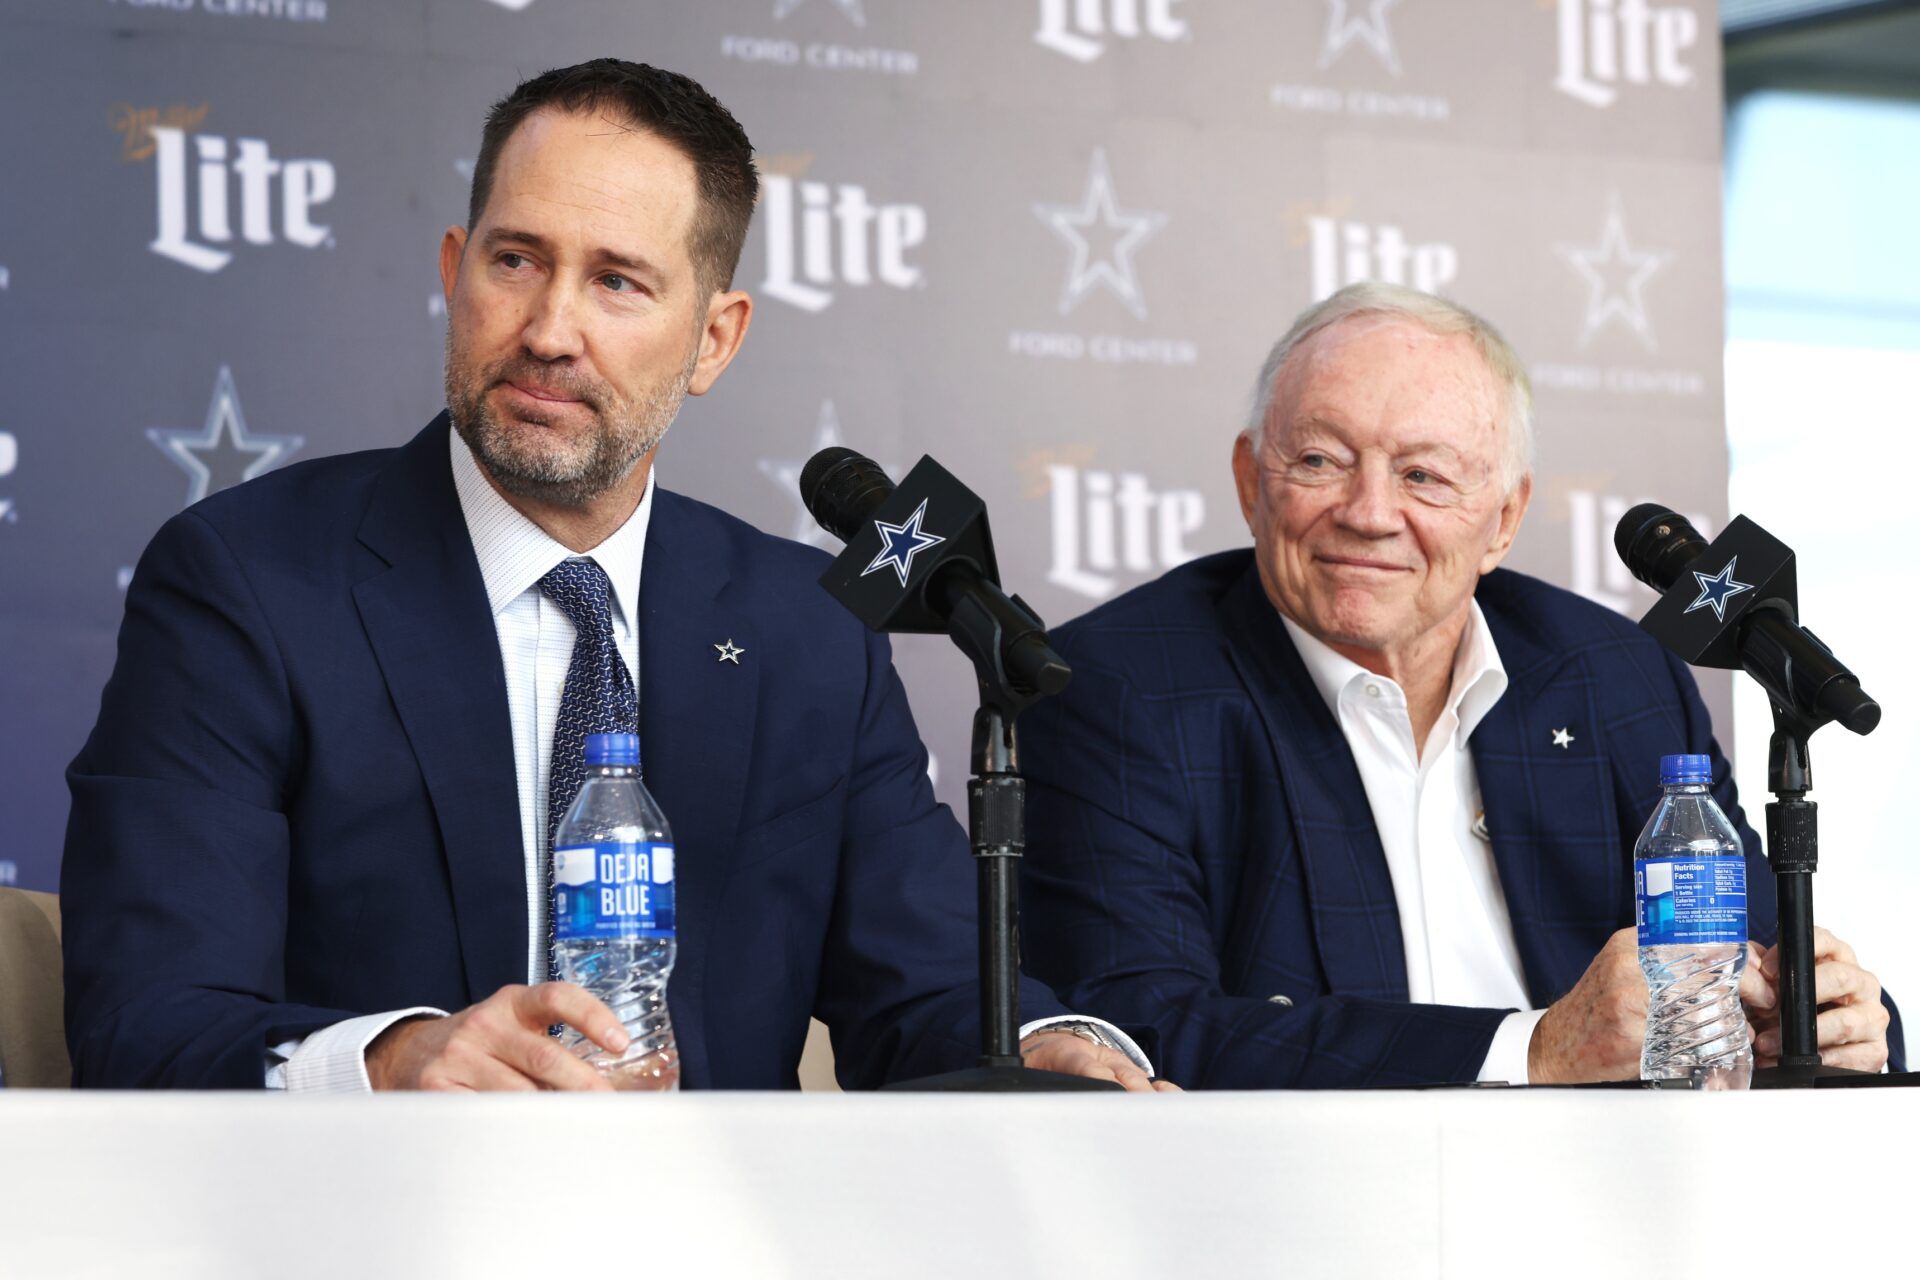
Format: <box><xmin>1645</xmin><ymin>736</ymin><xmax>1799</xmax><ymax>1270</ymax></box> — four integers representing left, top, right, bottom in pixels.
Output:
<box><xmin>1021</xmin><ymin>283</ymin><xmax>1899</xmax><ymax>1088</ymax></box>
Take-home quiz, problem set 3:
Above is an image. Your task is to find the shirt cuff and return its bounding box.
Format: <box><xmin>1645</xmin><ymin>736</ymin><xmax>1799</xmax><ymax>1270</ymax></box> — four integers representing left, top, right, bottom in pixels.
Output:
<box><xmin>1020</xmin><ymin>1014</ymin><xmax>1155</xmax><ymax>1077</ymax></box>
<box><xmin>1477</xmin><ymin>1008</ymin><xmax>1548</xmax><ymax>1085</ymax></box>
<box><xmin>268</xmin><ymin>1008</ymin><xmax>448</xmax><ymax>1093</ymax></box>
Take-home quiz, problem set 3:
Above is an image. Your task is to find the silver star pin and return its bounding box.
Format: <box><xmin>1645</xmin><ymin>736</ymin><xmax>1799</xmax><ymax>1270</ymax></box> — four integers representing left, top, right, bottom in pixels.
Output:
<box><xmin>1552</xmin><ymin>727</ymin><xmax>1575</xmax><ymax>750</ymax></box>
<box><xmin>715</xmin><ymin>639</ymin><xmax>745</xmax><ymax>665</ymax></box>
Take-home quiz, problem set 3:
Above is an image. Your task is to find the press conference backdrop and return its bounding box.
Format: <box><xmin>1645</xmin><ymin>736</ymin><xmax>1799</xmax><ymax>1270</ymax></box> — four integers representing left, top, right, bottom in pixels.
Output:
<box><xmin>0</xmin><ymin>2</ymin><xmax>1730</xmax><ymax>901</ymax></box>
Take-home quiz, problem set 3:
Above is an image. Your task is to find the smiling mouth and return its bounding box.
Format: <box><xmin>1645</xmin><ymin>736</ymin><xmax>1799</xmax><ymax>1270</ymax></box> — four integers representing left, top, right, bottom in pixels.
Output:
<box><xmin>1316</xmin><ymin>554</ymin><xmax>1408</xmax><ymax>573</ymax></box>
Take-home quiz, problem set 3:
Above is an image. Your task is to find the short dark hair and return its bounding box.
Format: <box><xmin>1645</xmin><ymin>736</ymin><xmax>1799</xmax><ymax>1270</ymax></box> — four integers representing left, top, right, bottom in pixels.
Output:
<box><xmin>468</xmin><ymin>59</ymin><xmax>758</xmax><ymax>295</ymax></box>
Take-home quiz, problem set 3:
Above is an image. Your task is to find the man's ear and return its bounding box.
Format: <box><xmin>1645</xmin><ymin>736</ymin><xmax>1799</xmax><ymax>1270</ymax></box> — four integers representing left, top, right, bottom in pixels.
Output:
<box><xmin>438</xmin><ymin>225</ymin><xmax>467</xmax><ymax>312</ymax></box>
<box><xmin>1480</xmin><ymin>472</ymin><xmax>1533</xmax><ymax>574</ymax></box>
<box><xmin>688</xmin><ymin>289</ymin><xmax>753</xmax><ymax>397</ymax></box>
<box><xmin>1231</xmin><ymin>431</ymin><xmax>1263</xmax><ymax>536</ymax></box>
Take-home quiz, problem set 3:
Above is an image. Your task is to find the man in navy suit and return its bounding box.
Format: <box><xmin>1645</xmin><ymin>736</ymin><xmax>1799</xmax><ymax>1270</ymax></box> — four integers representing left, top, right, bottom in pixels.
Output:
<box><xmin>61</xmin><ymin>60</ymin><xmax>1160</xmax><ymax>1092</ymax></box>
<box><xmin>1021</xmin><ymin>283</ymin><xmax>1898</xmax><ymax>1088</ymax></box>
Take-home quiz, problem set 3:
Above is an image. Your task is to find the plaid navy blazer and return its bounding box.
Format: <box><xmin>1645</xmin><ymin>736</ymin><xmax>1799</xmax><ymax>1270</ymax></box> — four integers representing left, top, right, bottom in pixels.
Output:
<box><xmin>1022</xmin><ymin>550</ymin><xmax>1903</xmax><ymax>1088</ymax></box>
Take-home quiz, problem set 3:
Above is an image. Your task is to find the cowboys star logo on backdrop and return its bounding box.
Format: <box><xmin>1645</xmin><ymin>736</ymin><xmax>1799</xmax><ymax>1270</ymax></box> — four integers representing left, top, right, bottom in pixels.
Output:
<box><xmin>1033</xmin><ymin>0</ymin><xmax>1189</xmax><ymax>63</ymax></box>
<box><xmin>1557</xmin><ymin>193</ymin><xmax>1668</xmax><ymax>351</ymax></box>
<box><xmin>1009</xmin><ymin>150</ymin><xmax>1196</xmax><ymax>369</ymax></box>
<box><xmin>1270</xmin><ymin>0</ymin><xmax>1449</xmax><ymax>122</ymax></box>
<box><xmin>722</xmin><ymin>0</ymin><xmax>920</xmax><ymax>77</ymax></box>
<box><xmin>758</xmin><ymin>158</ymin><xmax>927</xmax><ymax>312</ymax></box>
<box><xmin>1552</xmin><ymin>0</ymin><xmax>1700</xmax><ymax>109</ymax></box>
<box><xmin>1532</xmin><ymin>195</ymin><xmax>1704</xmax><ymax>400</ymax></box>
<box><xmin>112</xmin><ymin>103</ymin><xmax>338</xmax><ymax>273</ymax></box>
<box><xmin>147</xmin><ymin>367</ymin><xmax>304</xmax><ymax>508</ymax></box>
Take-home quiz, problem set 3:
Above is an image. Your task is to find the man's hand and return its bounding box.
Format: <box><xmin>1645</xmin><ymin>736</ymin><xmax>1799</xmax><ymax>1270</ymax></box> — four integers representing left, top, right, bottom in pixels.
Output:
<box><xmin>366</xmin><ymin>983</ymin><xmax>630</xmax><ymax>1091</ymax></box>
<box><xmin>1744</xmin><ymin>927</ymin><xmax>1890</xmax><ymax>1072</ymax></box>
<box><xmin>1528</xmin><ymin>927</ymin><xmax>1647</xmax><ymax>1085</ymax></box>
<box><xmin>1019</xmin><ymin>1029</ymin><xmax>1180</xmax><ymax>1093</ymax></box>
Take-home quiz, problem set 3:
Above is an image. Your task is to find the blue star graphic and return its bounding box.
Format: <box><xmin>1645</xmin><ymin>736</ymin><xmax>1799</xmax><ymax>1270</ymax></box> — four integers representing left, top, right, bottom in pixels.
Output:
<box><xmin>147</xmin><ymin>366</ymin><xmax>303</xmax><ymax>508</ymax></box>
<box><xmin>1684</xmin><ymin>556</ymin><xmax>1755</xmax><ymax>623</ymax></box>
<box><xmin>862</xmin><ymin>497</ymin><xmax>944</xmax><ymax>588</ymax></box>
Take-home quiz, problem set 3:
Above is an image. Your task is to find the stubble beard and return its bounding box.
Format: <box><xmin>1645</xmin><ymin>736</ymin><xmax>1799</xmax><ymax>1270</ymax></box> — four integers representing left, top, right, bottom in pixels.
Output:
<box><xmin>444</xmin><ymin>324</ymin><xmax>700</xmax><ymax>509</ymax></box>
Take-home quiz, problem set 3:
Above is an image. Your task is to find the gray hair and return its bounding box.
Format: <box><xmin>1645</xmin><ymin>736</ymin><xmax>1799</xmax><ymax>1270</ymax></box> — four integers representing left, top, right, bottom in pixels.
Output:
<box><xmin>1242</xmin><ymin>282</ymin><xmax>1535</xmax><ymax>489</ymax></box>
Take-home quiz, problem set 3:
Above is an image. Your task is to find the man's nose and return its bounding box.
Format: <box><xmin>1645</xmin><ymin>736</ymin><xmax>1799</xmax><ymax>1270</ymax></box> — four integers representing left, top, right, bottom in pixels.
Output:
<box><xmin>1333</xmin><ymin>458</ymin><xmax>1403</xmax><ymax>537</ymax></box>
<box><xmin>520</xmin><ymin>282</ymin><xmax>585</xmax><ymax>362</ymax></box>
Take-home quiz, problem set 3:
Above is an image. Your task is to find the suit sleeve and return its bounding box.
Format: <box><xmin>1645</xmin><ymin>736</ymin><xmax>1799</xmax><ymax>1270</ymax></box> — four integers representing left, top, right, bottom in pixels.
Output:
<box><xmin>810</xmin><ymin>628</ymin><xmax>1068</xmax><ymax>1089</ymax></box>
<box><xmin>1665</xmin><ymin>650</ymin><xmax>1906</xmax><ymax>1071</ymax></box>
<box><xmin>62</xmin><ymin>510</ymin><xmax>365</xmax><ymax>1088</ymax></box>
<box><xmin>1021</xmin><ymin>655</ymin><xmax>1508</xmax><ymax>1089</ymax></box>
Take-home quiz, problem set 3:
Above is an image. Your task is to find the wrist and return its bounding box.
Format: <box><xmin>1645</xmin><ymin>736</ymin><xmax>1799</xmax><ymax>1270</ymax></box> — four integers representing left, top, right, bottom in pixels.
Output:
<box><xmin>365</xmin><ymin>1014</ymin><xmax>434</xmax><ymax>1090</ymax></box>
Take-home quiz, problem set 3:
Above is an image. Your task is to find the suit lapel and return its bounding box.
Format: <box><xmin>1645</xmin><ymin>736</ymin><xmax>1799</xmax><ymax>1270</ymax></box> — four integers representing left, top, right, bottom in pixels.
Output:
<box><xmin>635</xmin><ymin>491</ymin><xmax>758</xmax><ymax>1088</ymax></box>
<box><xmin>1472</xmin><ymin>591</ymin><xmax>1623</xmax><ymax>1006</ymax></box>
<box><xmin>353</xmin><ymin>417</ymin><xmax>527</xmax><ymax>1004</ymax></box>
<box><xmin>1218</xmin><ymin>566</ymin><xmax>1409</xmax><ymax>1000</ymax></box>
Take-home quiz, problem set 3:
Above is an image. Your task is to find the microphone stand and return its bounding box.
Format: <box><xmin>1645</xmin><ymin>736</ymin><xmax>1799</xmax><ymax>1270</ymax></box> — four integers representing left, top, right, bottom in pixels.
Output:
<box><xmin>1749</xmin><ymin>703</ymin><xmax>1882</xmax><ymax>1087</ymax></box>
<box><xmin>882</xmin><ymin>577</ymin><xmax>1116</xmax><ymax>1092</ymax></box>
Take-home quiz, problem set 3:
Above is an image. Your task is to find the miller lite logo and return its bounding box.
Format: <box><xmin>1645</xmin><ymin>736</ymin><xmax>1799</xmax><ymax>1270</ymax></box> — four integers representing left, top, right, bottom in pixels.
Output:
<box><xmin>145</xmin><ymin>126</ymin><xmax>337</xmax><ymax>273</ymax></box>
<box><xmin>1554</xmin><ymin>0</ymin><xmax>1699</xmax><ymax>109</ymax></box>
<box><xmin>1048</xmin><ymin>464</ymin><xmax>1203</xmax><ymax>599</ymax></box>
<box><xmin>1035</xmin><ymin>0</ymin><xmax>1188</xmax><ymax>63</ymax></box>
<box><xmin>760</xmin><ymin>172</ymin><xmax>926</xmax><ymax>312</ymax></box>
<box><xmin>1308</xmin><ymin>216</ymin><xmax>1457</xmax><ymax>302</ymax></box>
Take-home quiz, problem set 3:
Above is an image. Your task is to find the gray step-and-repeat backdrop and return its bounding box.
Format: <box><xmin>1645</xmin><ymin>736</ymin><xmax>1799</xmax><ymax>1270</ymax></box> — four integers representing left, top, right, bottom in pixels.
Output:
<box><xmin>0</xmin><ymin>0</ymin><xmax>1727</xmax><ymax>893</ymax></box>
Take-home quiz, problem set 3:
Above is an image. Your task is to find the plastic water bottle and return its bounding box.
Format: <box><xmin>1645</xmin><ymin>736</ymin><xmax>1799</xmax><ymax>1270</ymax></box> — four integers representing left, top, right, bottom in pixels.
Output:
<box><xmin>551</xmin><ymin>731</ymin><xmax>680</xmax><ymax>1090</ymax></box>
<box><xmin>1635</xmin><ymin>752</ymin><xmax>1753</xmax><ymax>1090</ymax></box>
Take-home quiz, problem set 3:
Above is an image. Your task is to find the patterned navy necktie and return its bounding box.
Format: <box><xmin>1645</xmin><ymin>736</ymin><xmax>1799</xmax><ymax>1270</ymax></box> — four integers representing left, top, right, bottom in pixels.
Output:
<box><xmin>539</xmin><ymin>557</ymin><xmax>638</xmax><ymax>980</ymax></box>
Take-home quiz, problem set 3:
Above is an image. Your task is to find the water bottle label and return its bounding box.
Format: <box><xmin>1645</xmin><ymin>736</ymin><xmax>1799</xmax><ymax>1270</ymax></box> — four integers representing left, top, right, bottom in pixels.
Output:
<box><xmin>552</xmin><ymin>841</ymin><xmax>675</xmax><ymax>941</ymax></box>
<box><xmin>1636</xmin><ymin>856</ymin><xmax>1747</xmax><ymax>946</ymax></box>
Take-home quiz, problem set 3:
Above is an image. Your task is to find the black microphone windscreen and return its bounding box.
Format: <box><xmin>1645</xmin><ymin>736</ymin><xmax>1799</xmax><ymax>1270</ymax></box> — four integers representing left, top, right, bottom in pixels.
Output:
<box><xmin>1615</xmin><ymin>502</ymin><xmax>1710</xmax><ymax>594</ymax></box>
<box><xmin>799</xmin><ymin>447</ymin><xmax>896</xmax><ymax>545</ymax></box>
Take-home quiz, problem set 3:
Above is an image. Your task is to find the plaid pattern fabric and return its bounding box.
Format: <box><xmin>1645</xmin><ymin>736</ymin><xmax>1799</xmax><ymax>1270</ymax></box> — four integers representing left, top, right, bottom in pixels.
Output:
<box><xmin>1021</xmin><ymin>551</ymin><xmax>1791</xmax><ymax>1089</ymax></box>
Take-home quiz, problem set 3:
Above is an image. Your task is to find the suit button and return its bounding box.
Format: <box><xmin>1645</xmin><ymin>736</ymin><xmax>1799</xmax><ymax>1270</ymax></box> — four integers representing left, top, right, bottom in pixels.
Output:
<box><xmin>1268</xmin><ymin>994</ymin><xmax>1293</xmax><ymax>1007</ymax></box>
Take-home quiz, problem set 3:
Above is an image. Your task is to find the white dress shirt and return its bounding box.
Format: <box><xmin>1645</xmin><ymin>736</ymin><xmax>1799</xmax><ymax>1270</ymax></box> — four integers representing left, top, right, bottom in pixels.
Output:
<box><xmin>270</xmin><ymin>427</ymin><xmax>1141</xmax><ymax>1089</ymax></box>
<box><xmin>1280</xmin><ymin>605</ymin><xmax>1547</xmax><ymax>1085</ymax></box>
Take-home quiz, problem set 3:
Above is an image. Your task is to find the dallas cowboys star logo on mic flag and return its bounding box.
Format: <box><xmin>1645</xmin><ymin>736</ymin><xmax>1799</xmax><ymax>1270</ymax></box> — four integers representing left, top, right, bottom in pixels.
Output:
<box><xmin>1684</xmin><ymin>556</ymin><xmax>1756</xmax><ymax>623</ymax></box>
<box><xmin>862</xmin><ymin>497</ymin><xmax>945</xmax><ymax>588</ymax></box>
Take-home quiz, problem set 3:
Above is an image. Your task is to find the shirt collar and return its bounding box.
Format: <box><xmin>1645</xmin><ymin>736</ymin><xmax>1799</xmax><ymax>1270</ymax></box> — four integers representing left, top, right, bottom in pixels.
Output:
<box><xmin>448</xmin><ymin>424</ymin><xmax>653</xmax><ymax>629</ymax></box>
<box><xmin>1278</xmin><ymin>599</ymin><xmax>1509</xmax><ymax>744</ymax></box>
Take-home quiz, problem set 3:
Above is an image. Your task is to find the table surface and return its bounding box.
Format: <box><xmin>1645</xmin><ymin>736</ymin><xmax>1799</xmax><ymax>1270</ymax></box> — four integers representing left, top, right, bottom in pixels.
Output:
<box><xmin>0</xmin><ymin>1088</ymin><xmax>1911</xmax><ymax>1279</ymax></box>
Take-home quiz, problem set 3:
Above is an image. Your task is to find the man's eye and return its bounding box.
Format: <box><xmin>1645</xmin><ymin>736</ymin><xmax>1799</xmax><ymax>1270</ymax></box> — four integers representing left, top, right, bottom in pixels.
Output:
<box><xmin>1407</xmin><ymin>468</ymin><xmax>1432</xmax><ymax>484</ymax></box>
<box><xmin>1301</xmin><ymin>453</ymin><xmax>1327</xmax><ymax>468</ymax></box>
<box><xmin>499</xmin><ymin>252</ymin><xmax>526</xmax><ymax>269</ymax></box>
<box><xmin>600</xmin><ymin>274</ymin><xmax>634</xmax><ymax>293</ymax></box>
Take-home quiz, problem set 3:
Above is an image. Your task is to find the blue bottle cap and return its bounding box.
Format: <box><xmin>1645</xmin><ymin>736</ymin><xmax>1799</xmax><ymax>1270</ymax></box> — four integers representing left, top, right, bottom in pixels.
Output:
<box><xmin>1659</xmin><ymin>753</ymin><xmax>1712</xmax><ymax>786</ymax></box>
<box><xmin>585</xmin><ymin>732</ymin><xmax>640</xmax><ymax>767</ymax></box>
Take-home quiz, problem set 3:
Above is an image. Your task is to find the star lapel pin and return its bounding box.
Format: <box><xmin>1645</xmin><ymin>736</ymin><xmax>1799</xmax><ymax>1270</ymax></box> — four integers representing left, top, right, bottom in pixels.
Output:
<box><xmin>1552</xmin><ymin>727</ymin><xmax>1575</xmax><ymax>750</ymax></box>
<box><xmin>715</xmin><ymin>639</ymin><xmax>744</xmax><ymax>665</ymax></box>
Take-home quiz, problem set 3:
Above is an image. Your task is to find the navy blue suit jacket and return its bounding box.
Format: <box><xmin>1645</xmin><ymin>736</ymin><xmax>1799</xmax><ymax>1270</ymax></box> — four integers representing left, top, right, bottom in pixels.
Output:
<box><xmin>63</xmin><ymin>417</ymin><xmax>1059</xmax><ymax>1089</ymax></box>
<box><xmin>1021</xmin><ymin>551</ymin><xmax>1902</xmax><ymax>1087</ymax></box>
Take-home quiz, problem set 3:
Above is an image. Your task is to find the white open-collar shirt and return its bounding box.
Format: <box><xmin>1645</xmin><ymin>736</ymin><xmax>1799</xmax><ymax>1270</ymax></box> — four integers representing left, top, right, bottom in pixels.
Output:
<box><xmin>1280</xmin><ymin>603</ymin><xmax>1547</xmax><ymax>1084</ymax></box>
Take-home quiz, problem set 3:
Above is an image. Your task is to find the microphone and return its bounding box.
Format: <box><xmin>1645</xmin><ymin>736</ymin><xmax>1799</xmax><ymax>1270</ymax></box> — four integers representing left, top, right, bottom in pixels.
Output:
<box><xmin>799</xmin><ymin>447</ymin><xmax>1070</xmax><ymax>700</ymax></box>
<box><xmin>1614</xmin><ymin>503</ymin><xmax>1878</xmax><ymax>735</ymax></box>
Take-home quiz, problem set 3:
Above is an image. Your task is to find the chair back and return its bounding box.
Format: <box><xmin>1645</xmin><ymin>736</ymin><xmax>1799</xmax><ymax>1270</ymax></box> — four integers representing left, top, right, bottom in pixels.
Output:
<box><xmin>0</xmin><ymin>888</ymin><xmax>69</xmax><ymax>1088</ymax></box>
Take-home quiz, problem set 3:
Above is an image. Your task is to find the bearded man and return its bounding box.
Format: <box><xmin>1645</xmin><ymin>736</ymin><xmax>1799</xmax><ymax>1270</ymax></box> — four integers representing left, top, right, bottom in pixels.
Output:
<box><xmin>61</xmin><ymin>60</ymin><xmax>1157</xmax><ymax>1093</ymax></box>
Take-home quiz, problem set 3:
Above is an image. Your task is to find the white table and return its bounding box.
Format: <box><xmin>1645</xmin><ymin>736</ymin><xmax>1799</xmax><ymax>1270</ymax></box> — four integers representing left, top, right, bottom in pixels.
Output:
<box><xmin>0</xmin><ymin>1089</ymin><xmax>1911</xmax><ymax>1278</ymax></box>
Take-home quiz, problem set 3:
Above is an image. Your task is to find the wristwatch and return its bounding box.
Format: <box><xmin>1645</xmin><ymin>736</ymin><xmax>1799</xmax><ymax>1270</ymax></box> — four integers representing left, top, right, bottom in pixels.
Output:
<box><xmin>1035</xmin><ymin>1020</ymin><xmax>1124</xmax><ymax>1053</ymax></box>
